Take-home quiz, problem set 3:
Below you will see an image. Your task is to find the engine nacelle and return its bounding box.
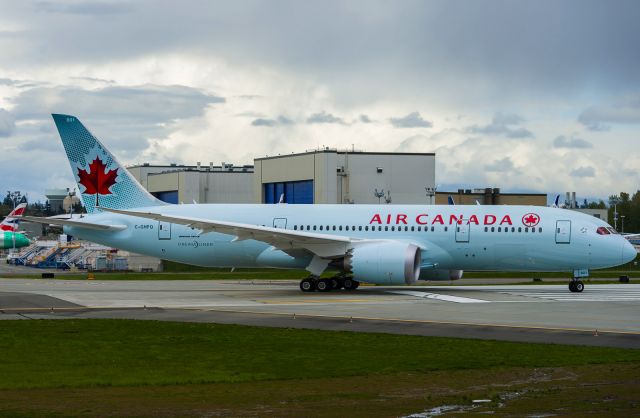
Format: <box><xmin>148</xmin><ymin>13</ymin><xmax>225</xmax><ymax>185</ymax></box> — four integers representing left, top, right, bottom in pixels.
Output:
<box><xmin>345</xmin><ymin>242</ymin><xmax>421</xmax><ymax>285</ymax></box>
<box><xmin>419</xmin><ymin>269</ymin><xmax>463</xmax><ymax>281</ymax></box>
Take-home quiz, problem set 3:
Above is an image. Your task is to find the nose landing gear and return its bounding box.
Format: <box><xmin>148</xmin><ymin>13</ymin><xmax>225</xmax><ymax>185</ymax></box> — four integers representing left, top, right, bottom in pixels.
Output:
<box><xmin>568</xmin><ymin>279</ymin><xmax>585</xmax><ymax>293</ymax></box>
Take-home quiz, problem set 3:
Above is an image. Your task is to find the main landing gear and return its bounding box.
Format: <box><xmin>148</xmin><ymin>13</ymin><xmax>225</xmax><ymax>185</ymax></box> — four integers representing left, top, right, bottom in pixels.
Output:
<box><xmin>299</xmin><ymin>275</ymin><xmax>360</xmax><ymax>292</ymax></box>
<box><xmin>568</xmin><ymin>279</ymin><xmax>585</xmax><ymax>293</ymax></box>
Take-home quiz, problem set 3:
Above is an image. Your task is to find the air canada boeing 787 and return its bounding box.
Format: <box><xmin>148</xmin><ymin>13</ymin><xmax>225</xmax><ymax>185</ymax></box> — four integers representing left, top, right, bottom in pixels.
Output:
<box><xmin>25</xmin><ymin>114</ymin><xmax>637</xmax><ymax>293</ymax></box>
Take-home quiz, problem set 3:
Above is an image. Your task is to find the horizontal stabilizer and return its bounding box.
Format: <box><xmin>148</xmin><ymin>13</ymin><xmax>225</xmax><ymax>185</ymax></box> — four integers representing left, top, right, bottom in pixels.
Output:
<box><xmin>22</xmin><ymin>216</ymin><xmax>126</xmax><ymax>231</ymax></box>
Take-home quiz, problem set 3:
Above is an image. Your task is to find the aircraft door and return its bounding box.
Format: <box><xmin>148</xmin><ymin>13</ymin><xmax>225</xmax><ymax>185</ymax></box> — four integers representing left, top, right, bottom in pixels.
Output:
<box><xmin>555</xmin><ymin>220</ymin><xmax>571</xmax><ymax>244</ymax></box>
<box><xmin>455</xmin><ymin>221</ymin><xmax>470</xmax><ymax>243</ymax></box>
<box><xmin>158</xmin><ymin>221</ymin><xmax>171</xmax><ymax>240</ymax></box>
<box><xmin>273</xmin><ymin>218</ymin><xmax>287</xmax><ymax>229</ymax></box>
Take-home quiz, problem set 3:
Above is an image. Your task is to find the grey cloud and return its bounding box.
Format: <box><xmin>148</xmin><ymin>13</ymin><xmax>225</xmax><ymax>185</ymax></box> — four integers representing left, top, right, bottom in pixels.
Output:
<box><xmin>570</xmin><ymin>166</ymin><xmax>596</xmax><ymax>177</ymax></box>
<box><xmin>17</xmin><ymin>137</ymin><xmax>62</xmax><ymax>153</ymax></box>
<box><xmin>553</xmin><ymin>135</ymin><xmax>593</xmax><ymax>149</ymax></box>
<box><xmin>10</xmin><ymin>84</ymin><xmax>223</xmax><ymax>123</ymax></box>
<box><xmin>467</xmin><ymin>112</ymin><xmax>533</xmax><ymax>139</ymax></box>
<box><xmin>251</xmin><ymin>115</ymin><xmax>294</xmax><ymax>127</ymax></box>
<box><xmin>0</xmin><ymin>109</ymin><xmax>16</xmax><ymax>137</ymax></box>
<box><xmin>36</xmin><ymin>1</ymin><xmax>132</xmax><ymax>15</ymax></box>
<box><xmin>71</xmin><ymin>76</ymin><xmax>115</xmax><ymax>84</ymax></box>
<box><xmin>578</xmin><ymin>96</ymin><xmax>640</xmax><ymax>129</ymax></box>
<box><xmin>484</xmin><ymin>157</ymin><xmax>515</xmax><ymax>172</ymax></box>
<box><xmin>0</xmin><ymin>1</ymin><xmax>638</xmax><ymax>104</ymax></box>
<box><xmin>306</xmin><ymin>111</ymin><xmax>345</xmax><ymax>124</ymax></box>
<box><xmin>359</xmin><ymin>114</ymin><xmax>372</xmax><ymax>123</ymax></box>
<box><xmin>8</xmin><ymin>84</ymin><xmax>222</xmax><ymax>156</ymax></box>
<box><xmin>389</xmin><ymin>112</ymin><xmax>432</xmax><ymax>128</ymax></box>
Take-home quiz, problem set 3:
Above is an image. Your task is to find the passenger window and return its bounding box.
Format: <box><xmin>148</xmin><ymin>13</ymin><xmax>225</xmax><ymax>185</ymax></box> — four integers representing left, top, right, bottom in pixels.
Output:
<box><xmin>525</xmin><ymin>227</ymin><xmax>529</xmax><ymax>232</ymax></box>
<box><xmin>313</xmin><ymin>225</ymin><xmax>317</xmax><ymax>231</ymax></box>
<box><xmin>339</xmin><ymin>226</ymin><xmax>343</xmax><ymax>231</ymax></box>
<box><xmin>518</xmin><ymin>227</ymin><xmax>522</xmax><ymax>232</ymax></box>
<box><xmin>294</xmin><ymin>225</ymin><xmax>297</xmax><ymax>230</ymax></box>
<box><xmin>498</xmin><ymin>227</ymin><xmax>501</xmax><ymax>232</ymax></box>
<box><xmin>431</xmin><ymin>226</ymin><xmax>435</xmax><ymax>232</ymax></box>
<box><xmin>512</xmin><ymin>227</ymin><xmax>515</xmax><ymax>232</ymax></box>
<box><xmin>538</xmin><ymin>227</ymin><xmax>542</xmax><ymax>233</ymax></box>
<box><xmin>358</xmin><ymin>226</ymin><xmax>362</xmax><ymax>231</ymax></box>
<box><xmin>491</xmin><ymin>227</ymin><xmax>495</xmax><ymax>232</ymax></box>
<box><xmin>332</xmin><ymin>226</ymin><xmax>336</xmax><ymax>231</ymax></box>
<box><xmin>391</xmin><ymin>226</ymin><xmax>395</xmax><ymax>231</ymax></box>
<box><xmin>417</xmin><ymin>226</ymin><xmax>421</xmax><ymax>231</ymax></box>
<box><xmin>378</xmin><ymin>226</ymin><xmax>382</xmax><ymax>231</ymax></box>
<box><xmin>411</xmin><ymin>226</ymin><xmax>415</xmax><ymax>231</ymax></box>
<box><xmin>444</xmin><ymin>226</ymin><xmax>448</xmax><ymax>232</ymax></box>
<box><xmin>385</xmin><ymin>226</ymin><xmax>388</xmax><ymax>231</ymax></box>
<box><xmin>319</xmin><ymin>225</ymin><xmax>323</xmax><ymax>231</ymax></box>
<box><xmin>365</xmin><ymin>226</ymin><xmax>369</xmax><ymax>231</ymax></box>
<box><xmin>484</xmin><ymin>227</ymin><xmax>488</xmax><ymax>232</ymax></box>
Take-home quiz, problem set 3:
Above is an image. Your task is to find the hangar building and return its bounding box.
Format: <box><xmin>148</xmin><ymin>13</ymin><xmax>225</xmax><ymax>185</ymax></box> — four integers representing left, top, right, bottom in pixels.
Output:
<box><xmin>127</xmin><ymin>162</ymin><xmax>255</xmax><ymax>204</ymax></box>
<box><xmin>436</xmin><ymin>188</ymin><xmax>547</xmax><ymax>206</ymax></box>
<box><xmin>254</xmin><ymin>149</ymin><xmax>436</xmax><ymax>204</ymax></box>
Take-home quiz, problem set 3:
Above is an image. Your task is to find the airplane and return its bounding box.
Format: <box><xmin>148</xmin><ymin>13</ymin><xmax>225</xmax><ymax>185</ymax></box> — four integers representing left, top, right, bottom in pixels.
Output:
<box><xmin>24</xmin><ymin>114</ymin><xmax>637</xmax><ymax>293</ymax></box>
<box><xmin>0</xmin><ymin>203</ymin><xmax>31</xmax><ymax>250</ymax></box>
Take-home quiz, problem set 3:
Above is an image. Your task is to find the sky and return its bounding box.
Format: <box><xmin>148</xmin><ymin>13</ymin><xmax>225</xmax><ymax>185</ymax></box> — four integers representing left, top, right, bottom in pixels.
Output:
<box><xmin>0</xmin><ymin>0</ymin><xmax>639</xmax><ymax>203</ymax></box>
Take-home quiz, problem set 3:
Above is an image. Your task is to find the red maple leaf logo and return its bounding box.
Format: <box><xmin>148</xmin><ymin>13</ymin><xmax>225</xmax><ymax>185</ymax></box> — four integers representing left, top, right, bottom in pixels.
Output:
<box><xmin>522</xmin><ymin>213</ymin><xmax>540</xmax><ymax>227</ymax></box>
<box><xmin>77</xmin><ymin>156</ymin><xmax>119</xmax><ymax>206</ymax></box>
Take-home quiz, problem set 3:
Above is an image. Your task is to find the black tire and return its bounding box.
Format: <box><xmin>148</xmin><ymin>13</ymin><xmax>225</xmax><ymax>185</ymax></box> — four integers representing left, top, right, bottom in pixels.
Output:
<box><xmin>317</xmin><ymin>279</ymin><xmax>332</xmax><ymax>292</ymax></box>
<box><xmin>568</xmin><ymin>281</ymin><xmax>576</xmax><ymax>292</ymax></box>
<box><xmin>334</xmin><ymin>278</ymin><xmax>345</xmax><ymax>290</ymax></box>
<box><xmin>300</xmin><ymin>278</ymin><xmax>316</xmax><ymax>292</ymax></box>
<box><xmin>353</xmin><ymin>280</ymin><xmax>360</xmax><ymax>289</ymax></box>
<box><xmin>343</xmin><ymin>278</ymin><xmax>356</xmax><ymax>290</ymax></box>
<box><xmin>574</xmin><ymin>281</ymin><xmax>584</xmax><ymax>292</ymax></box>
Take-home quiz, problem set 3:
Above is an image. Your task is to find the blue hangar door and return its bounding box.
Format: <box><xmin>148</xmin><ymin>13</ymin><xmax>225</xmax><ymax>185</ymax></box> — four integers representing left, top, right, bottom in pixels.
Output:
<box><xmin>263</xmin><ymin>180</ymin><xmax>313</xmax><ymax>204</ymax></box>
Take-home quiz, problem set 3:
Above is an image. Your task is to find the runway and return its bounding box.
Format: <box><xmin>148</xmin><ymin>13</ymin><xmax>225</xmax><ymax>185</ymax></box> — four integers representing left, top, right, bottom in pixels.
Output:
<box><xmin>1</xmin><ymin>279</ymin><xmax>639</xmax><ymax>348</ymax></box>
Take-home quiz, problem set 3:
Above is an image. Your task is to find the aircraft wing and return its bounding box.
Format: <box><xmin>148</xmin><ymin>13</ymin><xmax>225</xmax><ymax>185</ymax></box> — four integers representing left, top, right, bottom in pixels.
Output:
<box><xmin>22</xmin><ymin>216</ymin><xmax>127</xmax><ymax>231</ymax></box>
<box><xmin>99</xmin><ymin>207</ymin><xmax>353</xmax><ymax>258</ymax></box>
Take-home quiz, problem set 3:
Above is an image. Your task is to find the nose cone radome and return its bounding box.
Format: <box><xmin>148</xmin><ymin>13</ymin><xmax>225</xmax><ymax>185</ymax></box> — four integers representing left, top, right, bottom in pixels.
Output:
<box><xmin>622</xmin><ymin>240</ymin><xmax>637</xmax><ymax>264</ymax></box>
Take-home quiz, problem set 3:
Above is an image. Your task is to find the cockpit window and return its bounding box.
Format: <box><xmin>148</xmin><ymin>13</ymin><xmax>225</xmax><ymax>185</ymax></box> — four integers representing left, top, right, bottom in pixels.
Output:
<box><xmin>597</xmin><ymin>227</ymin><xmax>610</xmax><ymax>235</ymax></box>
<box><xmin>607</xmin><ymin>227</ymin><xmax>619</xmax><ymax>234</ymax></box>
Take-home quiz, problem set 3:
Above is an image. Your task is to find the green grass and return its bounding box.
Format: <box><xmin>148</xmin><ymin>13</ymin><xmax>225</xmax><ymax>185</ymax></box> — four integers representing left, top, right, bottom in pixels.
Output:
<box><xmin>0</xmin><ymin>319</ymin><xmax>639</xmax><ymax>390</ymax></box>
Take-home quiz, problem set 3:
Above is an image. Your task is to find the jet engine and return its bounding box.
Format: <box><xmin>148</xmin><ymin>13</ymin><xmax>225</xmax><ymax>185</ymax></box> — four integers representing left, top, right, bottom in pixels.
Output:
<box><xmin>344</xmin><ymin>242</ymin><xmax>421</xmax><ymax>285</ymax></box>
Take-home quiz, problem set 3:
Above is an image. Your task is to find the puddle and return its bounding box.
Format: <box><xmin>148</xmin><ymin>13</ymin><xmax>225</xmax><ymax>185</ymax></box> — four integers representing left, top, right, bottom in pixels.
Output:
<box><xmin>404</xmin><ymin>403</ymin><xmax>479</xmax><ymax>417</ymax></box>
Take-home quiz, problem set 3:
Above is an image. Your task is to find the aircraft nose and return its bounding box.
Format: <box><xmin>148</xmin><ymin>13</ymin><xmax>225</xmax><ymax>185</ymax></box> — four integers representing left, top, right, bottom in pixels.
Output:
<box><xmin>622</xmin><ymin>240</ymin><xmax>637</xmax><ymax>264</ymax></box>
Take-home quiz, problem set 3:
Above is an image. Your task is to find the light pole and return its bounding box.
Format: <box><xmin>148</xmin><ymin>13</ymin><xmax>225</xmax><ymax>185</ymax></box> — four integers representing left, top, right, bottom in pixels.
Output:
<box><xmin>7</xmin><ymin>191</ymin><xmax>20</xmax><ymax>252</ymax></box>
<box><xmin>621</xmin><ymin>215</ymin><xmax>626</xmax><ymax>234</ymax></box>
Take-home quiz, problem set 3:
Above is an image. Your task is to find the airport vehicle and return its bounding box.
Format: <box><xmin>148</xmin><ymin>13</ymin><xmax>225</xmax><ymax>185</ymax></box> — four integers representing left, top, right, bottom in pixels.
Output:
<box><xmin>25</xmin><ymin>114</ymin><xmax>637</xmax><ymax>293</ymax></box>
<box><xmin>0</xmin><ymin>203</ymin><xmax>30</xmax><ymax>249</ymax></box>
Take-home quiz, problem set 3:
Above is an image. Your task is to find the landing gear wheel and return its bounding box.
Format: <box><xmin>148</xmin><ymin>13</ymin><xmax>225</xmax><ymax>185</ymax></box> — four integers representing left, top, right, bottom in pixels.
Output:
<box><xmin>333</xmin><ymin>278</ymin><xmax>344</xmax><ymax>290</ymax></box>
<box><xmin>343</xmin><ymin>278</ymin><xmax>360</xmax><ymax>291</ymax></box>
<box><xmin>316</xmin><ymin>279</ymin><xmax>332</xmax><ymax>292</ymax></box>
<box><xmin>300</xmin><ymin>278</ymin><xmax>316</xmax><ymax>292</ymax></box>
<box><xmin>574</xmin><ymin>280</ymin><xmax>584</xmax><ymax>292</ymax></box>
<box><xmin>568</xmin><ymin>280</ymin><xmax>584</xmax><ymax>293</ymax></box>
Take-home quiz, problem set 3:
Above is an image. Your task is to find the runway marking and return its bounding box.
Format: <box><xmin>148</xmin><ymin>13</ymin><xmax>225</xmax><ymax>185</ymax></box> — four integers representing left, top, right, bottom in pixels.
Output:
<box><xmin>497</xmin><ymin>288</ymin><xmax>640</xmax><ymax>302</ymax></box>
<box><xmin>260</xmin><ymin>298</ymin><xmax>381</xmax><ymax>304</ymax></box>
<box><xmin>389</xmin><ymin>290</ymin><xmax>490</xmax><ymax>303</ymax></box>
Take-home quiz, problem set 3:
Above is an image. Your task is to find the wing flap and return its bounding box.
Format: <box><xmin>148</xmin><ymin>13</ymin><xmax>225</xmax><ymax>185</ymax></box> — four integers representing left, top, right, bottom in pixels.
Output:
<box><xmin>99</xmin><ymin>207</ymin><xmax>352</xmax><ymax>257</ymax></box>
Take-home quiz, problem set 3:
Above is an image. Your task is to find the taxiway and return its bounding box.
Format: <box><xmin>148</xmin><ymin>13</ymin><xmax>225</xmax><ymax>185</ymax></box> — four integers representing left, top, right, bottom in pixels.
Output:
<box><xmin>1</xmin><ymin>279</ymin><xmax>638</xmax><ymax>348</ymax></box>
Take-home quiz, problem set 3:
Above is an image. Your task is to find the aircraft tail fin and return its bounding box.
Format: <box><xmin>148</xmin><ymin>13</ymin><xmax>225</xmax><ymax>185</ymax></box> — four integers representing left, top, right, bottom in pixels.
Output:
<box><xmin>51</xmin><ymin>114</ymin><xmax>167</xmax><ymax>213</ymax></box>
<box><xmin>0</xmin><ymin>203</ymin><xmax>27</xmax><ymax>232</ymax></box>
<box><xmin>447</xmin><ymin>196</ymin><xmax>455</xmax><ymax>205</ymax></box>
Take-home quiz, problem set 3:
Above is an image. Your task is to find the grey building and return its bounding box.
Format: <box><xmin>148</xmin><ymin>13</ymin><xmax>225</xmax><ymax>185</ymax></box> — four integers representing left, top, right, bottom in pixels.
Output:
<box><xmin>127</xmin><ymin>162</ymin><xmax>254</xmax><ymax>204</ymax></box>
<box><xmin>254</xmin><ymin>149</ymin><xmax>436</xmax><ymax>204</ymax></box>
